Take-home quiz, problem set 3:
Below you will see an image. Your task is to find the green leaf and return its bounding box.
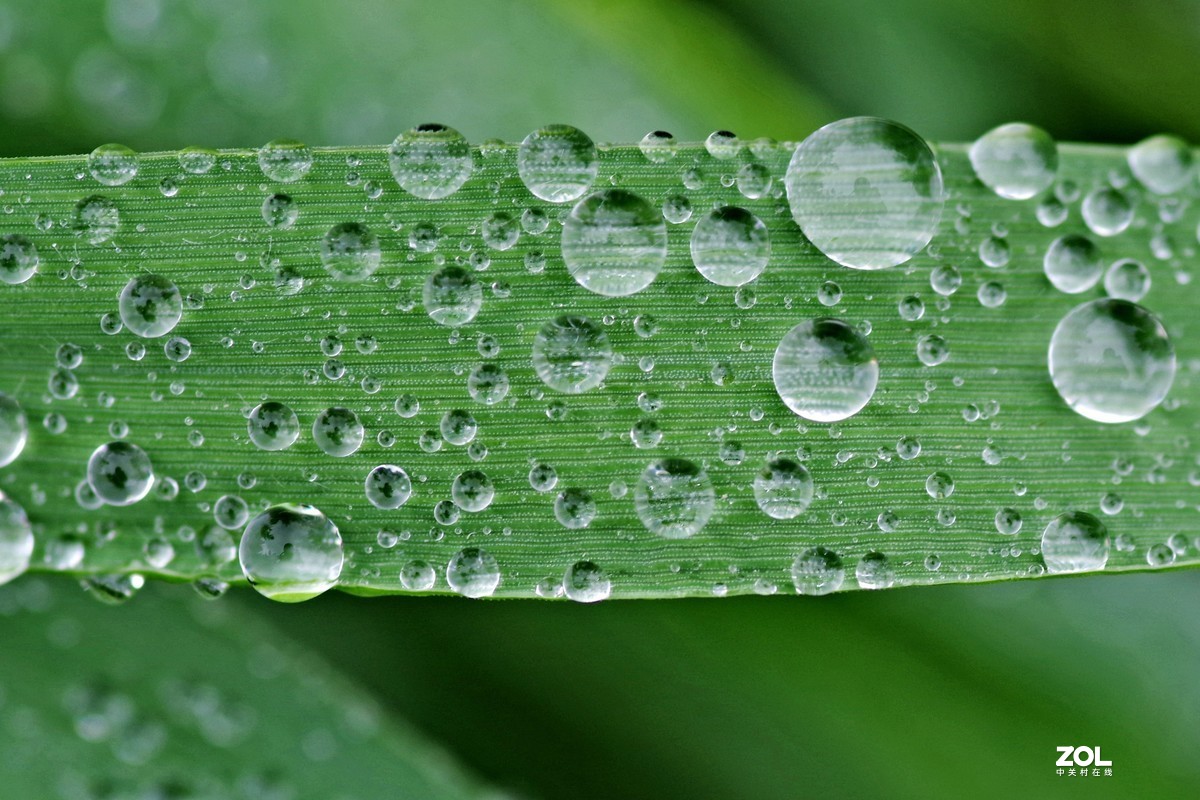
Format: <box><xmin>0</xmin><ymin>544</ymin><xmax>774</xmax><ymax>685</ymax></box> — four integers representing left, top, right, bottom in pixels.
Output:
<box><xmin>0</xmin><ymin>134</ymin><xmax>1193</xmax><ymax>599</ymax></box>
<box><xmin>0</xmin><ymin>578</ymin><xmax>492</xmax><ymax>798</ymax></box>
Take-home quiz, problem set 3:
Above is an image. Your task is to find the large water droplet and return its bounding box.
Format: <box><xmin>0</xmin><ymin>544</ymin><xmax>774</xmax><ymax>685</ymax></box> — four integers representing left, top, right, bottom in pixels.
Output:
<box><xmin>320</xmin><ymin>222</ymin><xmax>380</xmax><ymax>281</ymax></box>
<box><xmin>968</xmin><ymin>123</ymin><xmax>1057</xmax><ymax>200</ymax></box>
<box><xmin>257</xmin><ymin>139</ymin><xmax>313</xmax><ymax>183</ymax></box>
<box><xmin>690</xmin><ymin>206</ymin><xmax>770</xmax><ymax>287</ymax></box>
<box><xmin>1081</xmin><ymin>187</ymin><xmax>1133</xmax><ymax>237</ymax></box>
<box><xmin>0</xmin><ymin>234</ymin><xmax>38</xmax><ymax>285</ymax></box>
<box><xmin>88</xmin><ymin>143</ymin><xmax>139</xmax><ymax>186</ymax></box>
<box><xmin>0</xmin><ymin>495</ymin><xmax>33</xmax><ymax>585</ymax></box>
<box><xmin>1128</xmin><ymin>134</ymin><xmax>1194</xmax><ymax>195</ymax></box>
<box><xmin>1043</xmin><ymin>234</ymin><xmax>1101</xmax><ymax>294</ymax></box>
<box><xmin>1048</xmin><ymin>298</ymin><xmax>1175</xmax><ymax>423</ymax></box>
<box><xmin>1041</xmin><ymin>511</ymin><xmax>1109</xmax><ymax>573</ymax></box>
<box><xmin>76</xmin><ymin>196</ymin><xmax>120</xmax><ymax>244</ymax></box>
<box><xmin>554</xmin><ymin>487</ymin><xmax>596</xmax><ymax>529</ymax></box>
<box><xmin>86</xmin><ymin>441</ymin><xmax>154</xmax><ymax>506</ymax></box>
<box><xmin>633</xmin><ymin>458</ymin><xmax>715</xmax><ymax>539</ymax></box>
<box><xmin>388</xmin><ymin>124</ymin><xmax>474</xmax><ymax>199</ymax></box>
<box><xmin>561</xmin><ymin>189</ymin><xmax>666</xmax><ymax>297</ymax></box>
<box><xmin>247</xmin><ymin>401</ymin><xmax>300</xmax><ymax>451</ymax></box>
<box><xmin>855</xmin><ymin>551</ymin><xmax>895</xmax><ymax>589</ymax></box>
<box><xmin>467</xmin><ymin>363</ymin><xmax>510</xmax><ymax>405</ymax></box>
<box><xmin>773</xmin><ymin>318</ymin><xmax>878</xmax><ymax>422</ymax></box>
<box><xmin>312</xmin><ymin>407</ymin><xmax>364</xmax><ymax>457</ymax></box>
<box><xmin>753</xmin><ymin>458</ymin><xmax>814</xmax><ymax>519</ymax></box>
<box><xmin>424</xmin><ymin>266</ymin><xmax>482</xmax><ymax>327</ymax></box>
<box><xmin>564</xmin><ymin>560</ymin><xmax>611</xmax><ymax>603</ymax></box>
<box><xmin>517</xmin><ymin>124</ymin><xmax>598</xmax><ymax>203</ymax></box>
<box><xmin>239</xmin><ymin>504</ymin><xmax>343</xmax><ymax>602</ymax></box>
<box><xmin>791</xmin><ymin>547</ymin><xmax>845</xmax><ymax>596</ymax></box>
<box><xmin>365</xmin><ymin>464</ymin><xmax>413</xmax><ymax>509</ymax></box>
<box><xmin>531</xmin><ymin>315</ymin><xmax>613</xmax><ymax>394</ymax></box>
<box><xmin>119</xmin><ymin>274</ymin><xmax>182</xmax><ymax>338</ymax></box>
<box><xmin>0</xmin><ymin>393</ymin><xmax>27</xmax><ymax>468</ymax></box>
<box><xmin>451</xmin><ymin>469</ymin><xmax>494</xmax><ymax>512</ymax></box>
<box><xmin>446</xmin><ymin>546</ymin><xmax>500</xmax><ymax>598</ymax></box>
<box><xmin>785</xmin><ymin>116</ymin><xmax>944</xmax><ymax>270</ymax></box>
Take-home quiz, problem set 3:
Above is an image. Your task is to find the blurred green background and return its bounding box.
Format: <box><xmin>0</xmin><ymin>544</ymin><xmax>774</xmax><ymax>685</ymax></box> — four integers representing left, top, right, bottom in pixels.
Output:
<box><xmin>2</xmin><ymin>0</ymin><xmax>1198</xmax><ymax>796</ymax></box>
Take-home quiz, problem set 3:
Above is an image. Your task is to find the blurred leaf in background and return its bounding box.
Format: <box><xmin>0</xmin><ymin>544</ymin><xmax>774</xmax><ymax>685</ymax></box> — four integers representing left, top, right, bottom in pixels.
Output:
<box><xmin>0</xmin><ymin>0</ymin><xmax>1197</xmax><ymax>797</ymax></box>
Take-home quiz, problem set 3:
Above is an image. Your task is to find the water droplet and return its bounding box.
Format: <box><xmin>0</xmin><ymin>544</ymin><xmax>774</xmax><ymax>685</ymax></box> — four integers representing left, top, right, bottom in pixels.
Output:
<box><xmin>785</xmin><ymin>116</ymin><xmax>944</xmax><ymax>269</ymax></box>
<box><xmin>82</xmin><ymin>573</ymin><xmax>145</xmax><ymax>604</ymax></box>
<box><xmin>365</xmin><ymin>465</ymin><xmax>412</xmax><ymax>509</ymax></box>
<box><xmin>977</xmin><ymin>280</ymin><xmax>1007</xmax><ymax>308</ymax></box>
<box><xmin>1048</xmin><ymin>298</ymin><xmax>1175</xmax><ymax>423</ymax></box>
<box><xmin>86</xmin><ymin>441</ymin><xmax>154</xmax><ymax>506</ymax></box>
<box><xmin>0</xmin><ymin>495</ymin><xmax>33</xmax><ymax>585</ymax></box>
<box><xmin>178</xmin><ymin>146</ymin><xmax>216</xmax><ymax>175</ymax></box>
<box><xmin>312</xmin><ymin>407</ymin><xmax>364</xmax><ymax>457</ymax></box>
<box><xmin>1128</xmin><ymin>134</ymin><xmax>1193</xmax><ymax>195</ymax></box>
<box><xmin>239</xmin><ymin>504</ymin><xmax>343</xmax><ymax>602</ymax></box>
<box><xmin>439</xmin><ymin>409</ymin><xmax>477</xmax><ymax>446</ymax></box>
<box><xmin>0</xmin><ymin>393</ymin><xmax>28</xmax><ymax>467</ymax></box>
<box><xmin>262</xmin><ymin>193</ymin><xmax>298</xmax><ymax>229</ymax></box>
<box><xmin>451</xmin><ymin>469</ymin><xmax>493</xmax><ymax>512</ymax></box>
<box><xmin>690</xmin><ymin>206</ymin><xmax>770</xmax><ymax>287</ymax></box>
<box><xmin>387</xmin><ymin>124</ymin><xmax>474</xmax><ymax>199</ymax></box>
<box><xmin>855</xmin><ymin>552</ymin><xmax>895</xmax><ymax>589</ymax></box>
<box><xmin>753</xmin><ymin>458</ymin><xmax>814</xmax><ymax>519</ymax></box>
<box><xmin>791</xmin><ymin>547</ymin><xmax>845</xmax><ymax>596</ymax></box>
<box><xmin>1041</xmin><ymin>511</ymin><xmax>1109</xmax><ymax>573</ymax></box>
<box><xmin>662</xmin><ymin>195</ymin><xmax>692</xmax><ymax>224</ymax></box>
<box><xmin>1081</xmin><ymin>187</ymin><xmax>1133</xmax><ymax>237</ymax></box>
<box><xmin>529</xmin><ymin>462</ymin><xmax>558</xmax><ymax>493</ymax></box>
<box><xmin>1103</xmin><ymin>258</ymin><xmax>1150</xmax><ymax>301</ymax></box>
<box><xmin>76</xmin><ymin>195</ymin><xmax>120</xmax><ymax>244</ymax></box>
<box><xmin>564</xmin><ymin>560</ymin><xmax>611</xmax><ymax>603</ymax></box>
<box><xmin>318</xmin><ymin>222</ymin><xmax>380</xmax><ymax>282</ymax></box>
<box><xmin>119</xmin><ymin>274</ymin><xmax>182</xmax><ymax>338</ymax></box>
<box><xmin>1043</xmin><ymin>234</ymin><xmax>1101</xmax><ymax>293</ymax></box>
<box><xmin>531</xmin><ymin>315</ymin><xmax>613</xmax><ymax>394</ymax></box>
<box><xmin>994</xmin><ymin>507</ymin><xmax>1022</xmax><ymax>535</ymax></box>
<box><xmin>517</xmin><ymin>124</ymin><xmax>597</xmax><ymax>203</ymax></box>
<box><xmin>916</xmin><ymin>333</ymin><xmax>950</xmax><ymax>366</ymax></box>
<box><xmin>639</xmin><ymin>130</ymin><xmax>676</xmax><ymax>163</ymax></box>
<box><xmin>633</xmin><ymin>458</ymin><xmax>715</xmax><ymax>539</ymax></box>
<box><xmin>424</xmin><ymin>266</ymin><xmax>482</xmax><ymax>327</ymax></box>
<box><xmin>88</xmin><ymin>143</ymin><xmax>139</xmax><ymax>186</ymax></box>
<box><xmin>898</xmin><ymin>294</ymin><xmax>925</xmax><ymax>321</ymax></box>
<box><xmin>446</xmin><ymin>546</ymin><xmax>500</xmax><ymax>598</ymax></box>
<box><xmin>247</xmin><ymin>401</ymin><xmax>300</xmax><ymax>451</ymax></box>
<box><xmin>930</xmin><ymin>264</ymin><xmax>962</xmax><ymax>296</ymax></box>
<box><xmin>817</xmin><ymin>280</ymin><xmax>842</xmax><ymax>307</ymax></box>
<box><xmin>481</xmin><ymin>211</ymin><xmax>519</xmax><ymax>251</ymax></box>
<box><xmin>924</xmin><ymin>471</ymin><xmax>955</xmax><ymax>499</ymax></box>
<box><xmin>704</xmin><ymin>130</ymin><xmax>740</xmax><ymax>160</ymax></box>
<box><xmin>213</xmin><ymin>495</ymin><xmax>250</xmax><ymax>531</ymax></box>
<box><xmin>773</xmin><ymin>318</ymin><xmax>878</xmax><ymax>422</ymax></box>
<box><xmin>0</xmin><ymin>234</ymin><xmax>38</xmax><ymax>285</ymax></box>
<box><xmin>257</xmin><ymin>139</ymin><xmax>313</xmax><ymax>183</ymax></box>
<box><xmin>896</xmin><ymin>435</ymin><xmax>921</xmax><ymax>460</ymax></box>
<box><xmin>561</xmin><ymin>189</ymin><xmax>667</xmax><ymax>296</ymax></box>
<box><xmin>1099</xmin><ymin>491</ymin><xmax>1123</xmax><ymax>515</ymax></box>
<box><xmin>400</xmin><ymin>560</ymin><xmax>437</xmax><ymax>591</ymax></box>
<box><xmin>467</xmin><ymin>363</ymin><xmax>510</xmax><ymax>405</ymax></box>
<box><xmin>968</xmin><ymin>123</ymin><xmax>1057</xmax><ymax>200</ymax></box>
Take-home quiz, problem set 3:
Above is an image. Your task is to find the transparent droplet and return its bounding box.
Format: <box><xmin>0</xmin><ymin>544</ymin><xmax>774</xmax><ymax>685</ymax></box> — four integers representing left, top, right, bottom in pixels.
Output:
<box><xmin>424</xmin><ymin>266</ymin><xmax>482</xmax><ymax>327</ymax></box>
<box><xmin>1048</xmin><ymin>298</ymin><xmax>1174</xmax><ymax>423</ymax></box>
<box><xmin>320</xmin><ymin>222</ymin><xmax>380</xmax><ymax>282</ymax></box>
<box><xmin>439</xmin><ymin>409</ymin><xmax>477</xmax><ymax>446</ymax></box>
<box><xmin>119</xmin><ymin>274</ymin><xmax>182</xmax><ymax>338</ymax></box>
<box><xmin>791</xmin><ymin>546</ymin><xmax>845</xmax><ymax>596</ymax></box>
<box><xmin>362</xmin><ymin>464</ymin><xmax>412</xmax><ymax>510</ymax></box>
<box><xmin>82</xmin><ymin>573</ymin><xmax>144</xmax><ymax>605</ymax></box>
<box><xmin>0</xmin><ymin>393</ymin><xmax>28</xmax><ymax>467</ymax></box>
<box><xmin>924</xmin><ymin>471</ymin><xmax>955</xmax><ymax>499</ymax></box>
<box><xmin>633</xmin><ymin>458</ymin><xmax>715</xmax><ymax>539</ymax></box>
<box><xmin>0</xmin><ymin>234</ymin><xmax>38</xmax><ymax>285</ymax></box>
<box><xmin>529</xmin><ymin>463</ymin><xmax>558</xmax><ymax>493</ymax></box>
<box><xmin>262</xmin><ymin>193</ymin><xmax>298</xmax><ymax>228</ymax></box>
<box><xmin>400</xmin><ymin>559</ymin><xmax>437</xmax><ymax>591</ymax></box>
<box><xmin>239</xmin><ymin>504</ymin><xmax>343</xmax><ymax>602</ymax></box>
<box><xmin>1081</xmin><ymin>187</ymin><xmax>1133</xmax><ymax>237</ymax></box>
<box><xmin>554</xmin><ymin>487</ymin><xmax>596</xmax><ymax>529</ymax></box>
<box><xmin>0</xmin><ymin>495</ymin><xmax>34</xmax><ymax>585</ymax></box>
<box><xmin>773</xmin><ymin>318</ymin><xmax>878</xmax><ymax>422</ymax></box>
<box><xmin>1043</xmin><ymin>234</ymin><xmax>1102</xmax><ymax>294</ymax></box>
<box><xmin>753</xmin><ymin>458</ymin><xmax>814</xmax><ymax>520</ymax></box>
<box><xmin>561</xmin><ymin>189</ymin><xmax>667</xmax><ymax>297</ymax></box>
<box><xmin>898</xmin><ymin>294</ymin><xmax>925</xmax><ymax>321</ymax></box>
<box><xmin>312</xmin><ymin>407</ymin><xmax>364</xmax><ymax>457</ymax></box>
<box><xmin>86</xmin><ymin>441</ymin><xmax>154</xmax><ymax>506</ymax></box>
<box><xmin>639</xmin><ymin>130</ymin><xmax>676</xmax><ymax>163</ymax></box>
<box><xmin>916</xmin><ymin>333</ymin><xmax>950</xmax><ymax>366</ymax></box>
<box><xmin>690</xmin><ymin>206</ymin><xmax>770</xmax><ymax>287</ymax></box>
<box><xmin>388</xmin><ymin>124</ymin><xmax>473</xmax><ymax>199</ymax></box>
<box><xmin>704</xmin><ymin>130</ymin><xmax>740</xmax><ymax>160</ymax></box>
<box><xmin>178</xmin><ymin>146</ymin><xmax>217</xmax><ymax>175</ymax></box>
<box><xmin>1041</xmin><ymin>511</ymin><xmax>1109</xmax><ymax>574</ymax></box>
<box><xmin>968</xmin><ymin>123</ymin><xmax>1057</xmax><ymax>200</ymax></box>
<box><xmin>446</xmin><ymin>546</ymin><xmax>500</xmax><ymax>598</ymax></box>
<box><xmin>855</xmin><ymin>551</ymin><xmax>895</xmax><ymax>589</ymax></box>
<box><xmin>467</xmin><ymin>363</ymin><xmax>510</xmax><ymax>405</ymax></box>
<box><xmin>531</xmin><ymin>315</ymin><xmax>613</xmax><ymax>394</ymax></box>
<box><xmin>785</xmin><ymin>116</ymin><xmax>944</xmax><ymax>269</ymax></box>
<box><xmin>517</xmin><ymin>124</ymin><xmax>597</xmax><ymax>203</ymax></box>
<box><xmin>994</xmin><ymin>507</ymin><xmax>1022</xmax><ymax>535</ymax></box>
<box><xmin>247</xmin><ymin>401</ymin><xmax>300</xmax><ymax>451</ymax></box>
<box><xmin>977</xmin><ymin>280</ymin><xmax>1007</xmax><ymax>308</ymax></box>
<box><xmin>257</xmin><ymin>139</ymin><xmax>313</xmax><ymax>183</ymax></box>
<box><xmin>213</xmin><ymin>495</ymin><xmax>250</xmax><ymax>531</ymax></box>
<box><xmin>88</xmin><ymin>143</ymin><xmax>139</xmax><ymax>186</ymax></box>
<box><xmin>1103</xmin><ymin>258</ymin><xmax>1150</xmax><ymax>301</ymax></box>
<box><xmin>451</xmin><ymin>469</ymin><xmax>494</xmax><ymax>512</ymax></box>
<box><xmin>75</xmin><ymin>195</ymin><xmax>120</xmax><ymax>245</ymax></box>
<box><xmin>1128</xmin><ymin>134</ymin><xmax>1193</xmax><ymax>195</ymax></box>
<box><xmin>564</xmin><ymin>560</ymin><xmax>611</xmax><ymax>603</ymax></box>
